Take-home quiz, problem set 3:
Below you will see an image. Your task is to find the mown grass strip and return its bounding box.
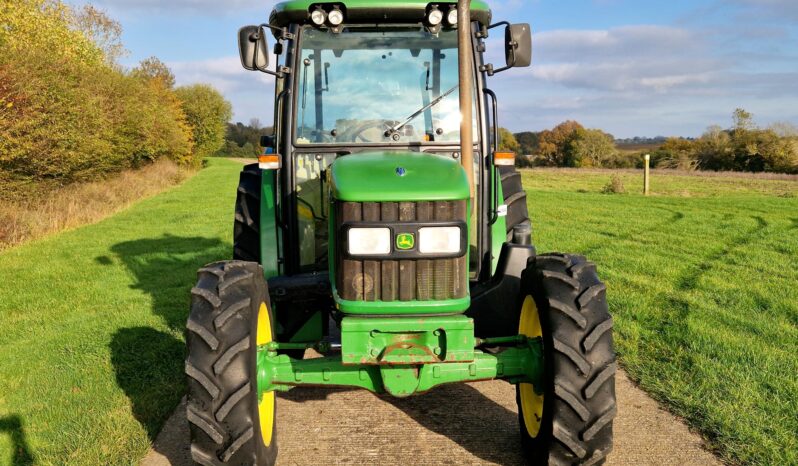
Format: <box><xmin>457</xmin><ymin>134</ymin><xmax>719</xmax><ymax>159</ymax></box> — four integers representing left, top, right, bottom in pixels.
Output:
<box><xmin>0</xmin><ymin>159</ymin><xmax>241</xmax><ymax>464</ymax></box>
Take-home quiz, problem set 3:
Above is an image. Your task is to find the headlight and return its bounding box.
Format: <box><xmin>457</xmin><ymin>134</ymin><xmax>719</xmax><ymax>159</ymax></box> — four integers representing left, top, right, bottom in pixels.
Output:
<box><xmin>418</xmin><ymin>227</ymin><xmax>461</xmax><ymax>254</ymax></box>
<box><xmin>348</xmin><ymin>228</ymin><xmax>391</xmax><ymax>255</ymax></box>
<box><xmin>447</xmin><ymin>8</ymin><xmax>458</xmax><ymax>26</ymax></box>
<box><xmin>427</xmin><ymin>8</ymin><xmax>443</xmax><ymax>26</ymax></box>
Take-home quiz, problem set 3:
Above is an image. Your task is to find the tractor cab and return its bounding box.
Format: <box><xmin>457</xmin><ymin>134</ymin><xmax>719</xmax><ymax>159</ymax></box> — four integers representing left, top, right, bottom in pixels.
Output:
<box><xmin>184</xmin><ymin>3</ymin><xmax>616</xmax><ymax>465</ymax></box>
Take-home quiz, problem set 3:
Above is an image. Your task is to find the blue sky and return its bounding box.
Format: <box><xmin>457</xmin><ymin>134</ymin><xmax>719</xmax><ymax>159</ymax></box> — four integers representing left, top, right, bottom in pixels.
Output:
<box><xmin>65</xmin><ymin>0</ymin><xmax>798</xmax><ymax>138</ymax></box>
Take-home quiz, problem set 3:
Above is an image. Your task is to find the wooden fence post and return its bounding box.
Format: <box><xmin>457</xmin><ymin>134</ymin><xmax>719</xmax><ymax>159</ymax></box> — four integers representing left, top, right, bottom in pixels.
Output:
<box><xmin>644</xmin><ymin>154</ymin><xmax>651</xmax><ymax>196</ymax></box>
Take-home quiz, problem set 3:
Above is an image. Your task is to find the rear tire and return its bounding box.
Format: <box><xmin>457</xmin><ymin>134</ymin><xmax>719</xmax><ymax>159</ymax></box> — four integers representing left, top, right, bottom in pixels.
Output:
<box><xmin>500</xmin><ymin>166</ymin><xmax>532</xmax><ymax>243</ymax></box>
<box><xmin>234</xmin><ymin>164</ymin><xmax>261</xmax><ymax>263</ymax></box>
<box><xmin>186</xmin><ymin>261</ymin><xmax>277</xmax><ymax>466</ymax></box>
<box><xmin>517</xmin><ymin>253</ymin><xmax>616</xmax><ymax>465</ymax></box>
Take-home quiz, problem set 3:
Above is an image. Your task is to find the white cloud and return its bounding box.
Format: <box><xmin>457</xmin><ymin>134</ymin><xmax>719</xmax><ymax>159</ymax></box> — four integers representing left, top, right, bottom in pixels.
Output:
<box><xmin>169</xmin><ymin>56</ymin><xmax>276</xmax><ymax>123</ymax></box>
<box><xmin>732</xmin><ymin>0</ymin><xmax>798</xmax><ymax>21</ymax></box>
<box><xmin>511</xmin><ymin>26</ymin><xmax>726</xmax><ymax>95</ymax></box>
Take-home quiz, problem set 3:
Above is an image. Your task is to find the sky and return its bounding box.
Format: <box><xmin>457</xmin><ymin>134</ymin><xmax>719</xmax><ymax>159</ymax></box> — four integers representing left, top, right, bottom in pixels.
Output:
<box><xmin>64</xmin><ymin>0</ymin><xmax>798</xmax><ymax>138</ymax></box>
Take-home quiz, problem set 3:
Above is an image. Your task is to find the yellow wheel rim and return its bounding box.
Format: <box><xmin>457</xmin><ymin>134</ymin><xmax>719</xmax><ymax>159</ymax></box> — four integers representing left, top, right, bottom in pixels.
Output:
<box><xmin>256</xmin><ymin>302</ymin><xmax>275</xmax><ymax>447</ymax></box>
<box><xmin>519</xmin><ymin>295</ymin><xmax>545</xmax><ymax>438</ymax></box>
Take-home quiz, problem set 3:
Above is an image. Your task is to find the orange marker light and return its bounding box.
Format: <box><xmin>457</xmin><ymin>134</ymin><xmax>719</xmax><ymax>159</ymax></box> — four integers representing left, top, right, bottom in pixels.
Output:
<box><xmin>258</xmin><ymin>154</ymin><xmax>281</xmax><ymax>170</ymax></box>
<box><xmin>494</xmin><ymin>151</ymin><xmax>516</xmax><ymax>167</ymax></box>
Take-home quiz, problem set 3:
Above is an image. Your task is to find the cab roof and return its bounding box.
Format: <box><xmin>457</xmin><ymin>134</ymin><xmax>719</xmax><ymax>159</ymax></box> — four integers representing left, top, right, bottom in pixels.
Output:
<box><xmin>270</xmin><ymin>1</ymin><xmax>492</xmax><ymax>28</ymax></box>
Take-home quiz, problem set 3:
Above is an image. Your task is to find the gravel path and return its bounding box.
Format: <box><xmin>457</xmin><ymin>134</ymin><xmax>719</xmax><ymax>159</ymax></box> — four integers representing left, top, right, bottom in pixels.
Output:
<box><xmin>141</xmin><ymin>367</ymin><xmax>721</xmax><ymax>465</ymax></box>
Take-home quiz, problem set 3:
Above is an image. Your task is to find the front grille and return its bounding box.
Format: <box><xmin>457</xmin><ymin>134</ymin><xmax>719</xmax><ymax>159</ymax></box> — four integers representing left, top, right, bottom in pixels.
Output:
<box><xmin>336</xmin><ymin>201</ymin><xmax>468</xmax><ymax>302</ymax></box>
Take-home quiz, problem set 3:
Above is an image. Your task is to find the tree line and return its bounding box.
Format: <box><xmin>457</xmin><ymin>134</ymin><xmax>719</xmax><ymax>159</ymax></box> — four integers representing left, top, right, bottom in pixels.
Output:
<box><xmin>0</xmin><ymin>0</ymin><xmax>233</xmax><ymax>200</ymax></box>
<box><xmin>500</xmin><ymin>109</ymin><xmax>798</xmax><ymax>174</ymax></box>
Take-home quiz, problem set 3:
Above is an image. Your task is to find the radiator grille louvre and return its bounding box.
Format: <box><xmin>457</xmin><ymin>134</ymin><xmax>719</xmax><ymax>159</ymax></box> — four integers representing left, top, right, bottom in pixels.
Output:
<box><xmin>336</xmin><ymin>200</ymin><xmax>468</xmax><ymax>303</ymax></box>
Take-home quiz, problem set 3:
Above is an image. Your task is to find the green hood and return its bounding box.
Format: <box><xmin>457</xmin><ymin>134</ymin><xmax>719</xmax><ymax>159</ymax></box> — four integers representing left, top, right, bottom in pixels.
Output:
<box><xmin>330</xmin><ymin>151</ymin><xmax>470</xmax><ymax>202</ymax></box>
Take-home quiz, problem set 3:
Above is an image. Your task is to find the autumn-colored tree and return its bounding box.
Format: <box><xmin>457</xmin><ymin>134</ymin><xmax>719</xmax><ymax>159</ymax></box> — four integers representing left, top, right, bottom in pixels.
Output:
<box><xmin>536</xmin><ymin>120</ymin><xmax>584</xmax><ymax>166</ymax></box>
<box><xmin>514</xmin><ymin>131</ymin><xmax>539</xmax><ymax>155</ymax></box>
<box><xmin>498</xmin><ymin>127</ymin><xmax>521</xmax><ymax>153</ymax></box>
<box><xmin>0</xmin><ymin>0</ymin><xmax>197</xmax><ymax>198</ymax></box>
<box><xmin>0</xmin><ymin>0</ymin><xmax>104</xmax><ymax>64</ymax></box>
<box><xmin>72</xmin><ymin>4</ymin><xmax>126</xmax><ymax>63</ymax></box>
<box><xmin>132</xmin><ymin>57</ymin><xmax>176</xmax><ymax>89</ymax></box>
<box><xmin>570</xmin><ymin>128</ymin><xmax>618</xmax><ymax>167</ymax></box>
<box><xmin>175</xmin><ymin>84</ymin><xmax>233</xmax><ymax>159</ymax></box>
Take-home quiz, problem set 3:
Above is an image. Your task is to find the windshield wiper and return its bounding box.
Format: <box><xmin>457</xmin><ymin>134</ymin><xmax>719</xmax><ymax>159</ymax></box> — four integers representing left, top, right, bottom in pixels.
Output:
<box><xmin>384</xmin><ymin>84</ymin><xmax>459</xmax><ymax>141</ymax></box>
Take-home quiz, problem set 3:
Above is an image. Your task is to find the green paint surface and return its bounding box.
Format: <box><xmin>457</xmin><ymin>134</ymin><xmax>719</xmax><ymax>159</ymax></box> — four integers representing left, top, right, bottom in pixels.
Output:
<box><xmin>260</xmin><ymin>169</ymin><xmax>280</xmax><ymax>278</ymax></box>
<box><xmin>490</xmin><ymin>166</ymin><xmax>507</xmax><ymax>274</ymax></box>
<box><xmin>258</xmin><ymin>339</ymin><xmax>543</xmax><ymax>398</ymax></box>
<box><xmin>334</xmin><ymin>293</ymin><xmax>470</xmax><ymax>314</ymax></box>
<box><xmin>340</xmin><ymin>315</ymin><xmax>475</xmax><ymax>365</ymax></box>
<box><xmin>330</xmin><ymin>151</ymin><xmax>470</xmax><ymax>202</ymax></box>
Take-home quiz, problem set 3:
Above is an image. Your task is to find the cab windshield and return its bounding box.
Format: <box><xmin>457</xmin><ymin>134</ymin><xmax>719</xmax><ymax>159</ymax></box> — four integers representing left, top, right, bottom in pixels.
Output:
<box><xmin>295</xmin><ymin>27</ymin><xmax>476</xmax><ymax>145</ymax></box>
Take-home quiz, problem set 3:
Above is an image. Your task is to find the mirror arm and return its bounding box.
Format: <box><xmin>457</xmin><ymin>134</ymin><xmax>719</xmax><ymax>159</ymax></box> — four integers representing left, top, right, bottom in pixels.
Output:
<box><xmin>478</xmin><ymin>21</ymin><xmax>516</xmax><ymax>76</ymax></box>
<box><xmin>480</xmin><ymin>62</ymin><xmax>512</xmax><ymax>77</ymax></box>
<box><xmin>476</xmin><ymin>20</ymin><xmax>510</xmax><ymax>39</ymax></box>
<box><xmin>252</xmin><ymin>23</ymin><xmax>293</xmax><ymax>78</ymax></box>
<box><xmin>260</xmin><ymin>65</ymin><xmax>292</xmax><ymax>79</ymax></box>
<box><xmin>258</xmin><ymin>23</ymin><xmax>294</xmax><ymax>41</ymax></box>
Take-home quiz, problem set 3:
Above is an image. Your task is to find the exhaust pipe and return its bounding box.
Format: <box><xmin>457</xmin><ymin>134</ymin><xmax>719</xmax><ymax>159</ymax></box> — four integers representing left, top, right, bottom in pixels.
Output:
<box><xmin>457</xmin><ymin>0</ymin><xmax>475</xmax><ymax>204</ymax></box>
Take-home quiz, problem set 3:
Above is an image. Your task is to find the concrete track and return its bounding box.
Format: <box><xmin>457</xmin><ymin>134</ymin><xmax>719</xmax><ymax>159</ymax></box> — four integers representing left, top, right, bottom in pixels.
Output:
<box><xmin>142</xmin><ymin>368</ymin><xmax>721</xmax><ymax>465</ymax></box>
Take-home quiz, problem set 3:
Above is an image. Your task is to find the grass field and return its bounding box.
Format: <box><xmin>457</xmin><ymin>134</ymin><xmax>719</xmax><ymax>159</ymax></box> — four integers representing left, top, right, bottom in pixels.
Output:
<box><xmin>524</xmin><ymin>168</ymin><xmax>798</xmax><ymax>466</ymax></box>
<box><xmin>0</xmin><ymin>160</ymin><xmax>795</xmax><ymax>465</ymax></box>
<box><xmin>0</xmin><ymin>159</ymin><xmax>240</xmax><ymax>464</ymax></box>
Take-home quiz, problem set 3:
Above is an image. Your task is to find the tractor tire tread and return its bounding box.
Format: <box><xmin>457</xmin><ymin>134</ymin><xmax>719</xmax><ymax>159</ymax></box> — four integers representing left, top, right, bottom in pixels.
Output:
<box><xmin>187</xmin><ymin>318</ymin><xmax>219</xmax><ymax>351</ymax></box>
<box><xmin>215</xmin><ymin>383</ymin><xmax>252</xmax><ymax>422</ymax></box>
<box><xmin>584</xmin><ymin>363</ymin><xmax>617</xmax><ymax>400</ymax></box>
<box><xmin>213</xmin><ymin>298</ymin><xmax>251</xmax><ymax>331</ymax></box>
<box><xmin>222</xmin><ymin>427</ymin><xmax>254</xmax><ymax>461</ymax></box>
<box><xmin>212</xmin><ymin>336</ymin><xmax>250</xmax><ymax>375</ymax></box>
<box><xmin>187</xmin><ymin>405</ymin><xmax>223</xmax><ymax>444</ymax></box>
<box><xmin>554</xmin><ymin>383</ymin><xmax>590</xmax><ymax>421</ymax></box>
<box><xmin>518</xmin><ymin>253</ymin><xmax>616</xmax><ymax>465</ymax></box>
<box><xmin>548</xmin><ymin>298</ymin><xmax>587</xmax><ymax>329</ymax></box>
<box><xmin>552</xmin><ymin>421</ymin><xmax>587</xmax><ymax>459</ymax></box>
<box><xmin>583</xmin><ymin>318</ymin><xmax>613</xmax><ymax>352</ymax></box>
<box><xmin>186</xmin><ymin>260</ymin><xmax>277</xmax><ymax>465</ymax></box>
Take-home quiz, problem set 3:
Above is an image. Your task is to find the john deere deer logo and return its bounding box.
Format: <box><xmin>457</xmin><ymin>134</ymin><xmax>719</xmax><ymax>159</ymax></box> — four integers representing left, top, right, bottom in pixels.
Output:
<box><xmin>396</xmin><ymin>233</ymin><xmax>415</xmax><ymax>250</ymax></box>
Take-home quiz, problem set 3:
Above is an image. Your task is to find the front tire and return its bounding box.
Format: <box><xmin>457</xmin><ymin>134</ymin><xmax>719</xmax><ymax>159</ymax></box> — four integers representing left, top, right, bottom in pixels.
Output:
<box><xmin>517</xmin><ymin>253</ymin><xmax>616</xmax><ymax>465</ymax></box>
<box><xmin>186</xmin><ymin>261</ymin><xmax>277</xmax><ymax>465</ymax></box>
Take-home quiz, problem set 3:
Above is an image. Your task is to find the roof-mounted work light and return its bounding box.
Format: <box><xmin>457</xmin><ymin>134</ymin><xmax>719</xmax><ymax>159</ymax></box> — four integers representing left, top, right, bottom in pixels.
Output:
<box><xmin>310</xmin><ymin>7</ymin><xmax>327</xmax><ymax>25</ymax></box>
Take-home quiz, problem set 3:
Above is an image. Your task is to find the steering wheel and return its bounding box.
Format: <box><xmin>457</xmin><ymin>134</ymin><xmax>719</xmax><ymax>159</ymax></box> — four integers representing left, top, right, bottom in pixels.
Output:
<box><xmin>338</xmin><ymin>120</ymin><xmax>397</xmax><ymax>143</ymax></box>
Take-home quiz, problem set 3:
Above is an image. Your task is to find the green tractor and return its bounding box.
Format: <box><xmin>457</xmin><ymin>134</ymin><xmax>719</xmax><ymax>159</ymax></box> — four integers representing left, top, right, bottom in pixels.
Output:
<box><xmin>185</xmin><ymin>1</ymin><xmax>616</xmax><ymax>464</ymax></box>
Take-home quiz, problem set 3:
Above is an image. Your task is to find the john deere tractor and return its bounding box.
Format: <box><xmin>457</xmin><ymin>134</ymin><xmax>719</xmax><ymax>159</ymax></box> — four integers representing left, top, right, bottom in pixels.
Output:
<box><xmin>186</xmin><ymin>1</ymin><xmax>616</xmax><ymax>464</ymax></box>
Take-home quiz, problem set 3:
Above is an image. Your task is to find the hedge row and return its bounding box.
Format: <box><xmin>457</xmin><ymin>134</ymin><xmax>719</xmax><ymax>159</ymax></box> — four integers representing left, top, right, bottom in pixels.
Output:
<box><xmin>0</xmin><ymin>0</ymin><xmax>196</xmax><ymax>200</ymax></box>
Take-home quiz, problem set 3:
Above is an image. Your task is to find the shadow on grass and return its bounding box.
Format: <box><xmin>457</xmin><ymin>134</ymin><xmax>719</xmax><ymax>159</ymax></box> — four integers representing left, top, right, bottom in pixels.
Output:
<box><xmin>0</xmin><ymin>416</ymin><xmax>34</xmax><ymax>466</ymax></box>
<box><xmin>100</xmin><ymin>234</ymin><xmax>229</xmax><ymax>330</ymax></box>
<box><xmin>100</xmin><ymin>235</ymin><xmax>229</xmax><ymax>460</ymax></box>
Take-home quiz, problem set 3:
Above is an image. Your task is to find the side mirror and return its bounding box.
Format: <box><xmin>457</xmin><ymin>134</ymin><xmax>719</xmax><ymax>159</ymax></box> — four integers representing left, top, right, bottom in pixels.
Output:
<box><xmin>238</xmin><ymin>25</ymin><xmax>269</xmax><ymax>72</ymax></box>
<box><xmin>481</xmin><ymin>22</ymin><xmax>532</xmax><ymax>76</ymax></box>
<box><xmin>505</xmin><ymin>23</ymin><xmax>532</xmax><ymax>68</ymax></box>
